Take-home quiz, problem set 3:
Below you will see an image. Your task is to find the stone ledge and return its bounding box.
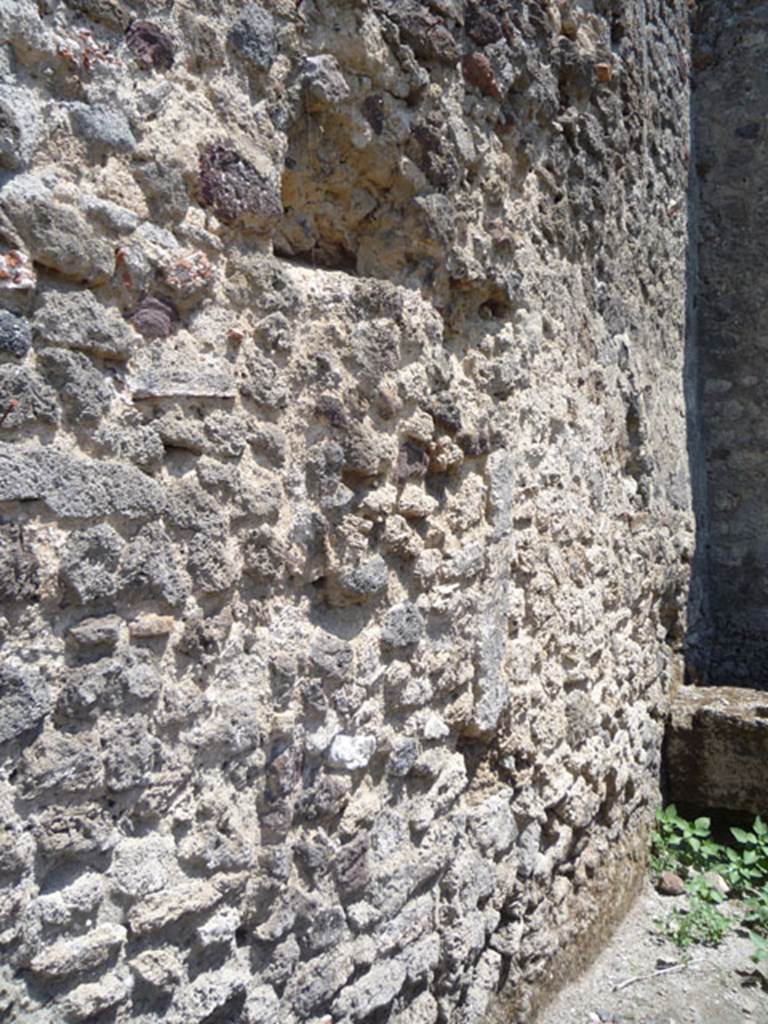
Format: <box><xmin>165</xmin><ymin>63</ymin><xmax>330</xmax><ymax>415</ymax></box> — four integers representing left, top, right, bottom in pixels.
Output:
<box><xmin>666</xmin><ymin>686</ymin><xmax>768</xmax><ymax>815</ymax></box>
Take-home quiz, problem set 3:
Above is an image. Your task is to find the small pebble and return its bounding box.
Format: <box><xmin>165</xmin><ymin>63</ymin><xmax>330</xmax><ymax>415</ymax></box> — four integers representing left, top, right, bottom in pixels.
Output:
<box><xmin>656</xmin><ymin>870</ymin><xmax>686</xmax><ymax>896</ymax></box>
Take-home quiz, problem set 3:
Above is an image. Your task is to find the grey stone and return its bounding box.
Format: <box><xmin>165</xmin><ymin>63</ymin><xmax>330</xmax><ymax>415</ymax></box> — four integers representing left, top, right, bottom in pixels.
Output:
<box><xmin>29</xmin><ymin>923</ymin><xmax>125</xmax><ymax>978</ymax></box>
<box><xmin>104</xmin><ymin>722</ymin><xmax>157</xmax><ymax>791</ymax></box>
<box><xmin>333</xmin><ymin>834</ymin><xmax>370</xmax><ymax>897</ymax></box>
<box><xmin>33</xmin><ymin>290</ymin><xmax>135</xmax><ymax>361</ymax></box>
<box><xmin>204</xmin><ymin>410</ymin><xmax>248</xmax><ymax>458</ymax></box>
<box><xmin>67</xmin><ymin>615</ymin><xmax>122</xmax><ymax>652</ymax></box>
<box><xmin>381</xmin><ymin>602</ymin><xmax>425</xmax><ymax>650</ymax></box>
<box><xmin>0</xmin><ymin>310</ymin><xmax>31</xmax><ymax>358</ymax></box>
<box><xmin>131</xmin><ymin>947</ymin><xmax>182</xmax><ymax>991</ymax></box>
<box><xmin>286</xmin><ymin>949</ymin><xmax>354</xmax><ymax>1017</ymax></box>
<box><xmin>333</xmin><ymin>555</ymin><xmax>388</xmax><ymax>604</ymax></box>
<box><xmin>128</xmin><ymin>879</ymin><xmax>222</xmax><ymax>937</ymax></box>
<box><xmin>60</xmin><ymin>524</ymin><xmax>123</xmax><ymax>603</ymax></box>
<box><xmin>0</xmin><ymin>448</ymin><xmax>165</xmax><ymax>518</ymax></box>
<box><xmin>387</xmin><ymin>737</ymin><xmax>419</xmax><ymax>777</ymax></box>
<box><xmin>62</xmin><ymin>973</ymin><xmax>131</xmax><ymax>1021</ymax></box>
<box><xmin>1</xmin><ymin>176</ymin><xmax>114</xmax><ymax>284</ymax></box>
<box><xmin>394</xmin><ymin>991</ymin><xmax>439</xmax><ymax>1024</ymax></box>
<box><xmin>111</xmin><ymin>835</ymin><xmax>174</xmax><ymax>900</ymax></box>
<box><xmin>229</xmin><ymin>4</ymin><xmax>277</xmax><ymax>71</ymax></box>
<box><xmin>119</xmin><ymin>522</ymin><xmax>189</xmax><ymax>607</ymax></box>
<box><xmin>0</xmin><ymin>662</ymin><xmax>51</xmax><ymax>745</ymax></box>
<box><xmin>239</xmin><ymin>348</ymin><xmax>287</xmax><ymax>408</ymax></box>
<box><xmin>326</xmin><ymin>734</ymin><xmax>377</xmax><ymax>771</ymax></box>
<box><xmin>302</xmin><ymin>55</ymin><xmax>351</xmax><ymax>109</ymax></box>
<box><xmin>309</xmin><ymin>632</ymin><xmax>354</xmax><ymax>683</ymax></box>
<box><xmin>129</xmin><ymin>356</ymin><xmax>237</xmax><ymax>400</ymax></box>
<box><xmin>20</xmin><ymin>729</ymin><xmax>104</xmax><ymax>797</ymax></box>
<box><xmin>121</xmin><ymin>649</ymin><xmax>162</xmax><ymax>701</ymax></box>
<box><xmin>177</xmin><ymin>969</ymin><xmax>245</xmax><ymax>1021</ymax></box>
<box><xmin>245</xmin><ymin>985</ymin><xmax>280</xmax><ymax>1024</ymax></box>
<box><xmin>37</xmin><ymin>347</ymin><xmax>112</xmax><ymax>423</ymax></box>
<box><xmin>0</xmin><ymin>523</ymin><xmax>39</xmax><ymax>602</ymax></box>
<box><xmin>305</xmin><ymin>905</ymin><xmax>348</xmax><ymax>954</ymax></box>
<box><xmin>94</xmin><ymin>421</ymin><xmax>164</xmax><ymax>470</ymax></box>
<box><xmin>295</xmin><ymin>774</ymin><xmax>350</xmax><ymax>825</ymax></box>
<box><xmin>57</xmin><ymin>662</ymin><xmax>111</xmax><ymax>719</ymax></box>
<box><xmin>68</xmin><ymin>103</ymin><xmax>136</xmax><ymax>153</ymax></box>
<box><xmin>186</xmin><ymin>530</ymin><xmax>237</xmax><ymax>593</ymax></box>
<box><xmin>0</xmin><ymin>365</ymin><xmax>59</xmax><ymax>428</ymax></box>
<box><xmin>332</xmin><ymin>960</ymin><xmax>407</xmax><ymax>1019</ymax></box>
<box><xmin>242</xmin><ymin>526</ymin><xmax>285</xmax><ymax>583</ymax></box>
<box><xmin>0</xmin><ymin>85</ymin><xmax>41</xmax><ymax>170</ymax></box>
<box><xmin>79</xmin><ymin>195</ymin><xmax>140</xmax><ymax>235</ymax></box>
<box><xmin>132</xmin><ymin>157</ymin><xmax>189</xmax><ymax>225</ymax></box>
<box><xmin>248</xmin><ymin>421</ymin><xmax>286</xmax><ymax>466</ymax></box>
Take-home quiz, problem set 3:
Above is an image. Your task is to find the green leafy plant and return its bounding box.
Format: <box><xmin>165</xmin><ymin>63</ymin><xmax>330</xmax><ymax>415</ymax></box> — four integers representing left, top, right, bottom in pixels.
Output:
<box><xmin>651</xmin><ymin>806</ymin><xmax>768</xmax><ymax>960</ymax></box>
<box><xmin>651</xmin><ymin>804</ymin><xmax>723</xmax><ymax>875</ymax></box>
<box><xmin>662</xmin><ymin>896</ymin><xmax>733</xmax><ymax>950</ymax></box>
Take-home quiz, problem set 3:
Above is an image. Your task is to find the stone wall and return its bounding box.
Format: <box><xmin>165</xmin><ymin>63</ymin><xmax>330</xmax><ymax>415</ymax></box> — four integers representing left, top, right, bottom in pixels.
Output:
<box><xmin>689</xmin><ymin>0</ymin><xmax>768</xmax><ymax>687</ymax></box>
<box><xmin>0</xmin><ymin>2</ymin><xmax>692</xmax><ymax>1022</ymax></box>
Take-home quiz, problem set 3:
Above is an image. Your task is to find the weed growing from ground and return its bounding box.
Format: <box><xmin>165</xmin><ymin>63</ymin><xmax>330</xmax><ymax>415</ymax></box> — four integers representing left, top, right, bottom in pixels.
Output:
<box><xmin>651</xmin><ymin>805</ymin><xmax>768</xmax><ymax>966</ymax></box>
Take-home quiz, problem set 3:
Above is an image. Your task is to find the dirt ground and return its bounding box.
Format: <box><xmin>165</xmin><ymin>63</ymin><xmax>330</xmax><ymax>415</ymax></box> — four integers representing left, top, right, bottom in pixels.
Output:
<box><xmin>537</xmin><ymin>881</ymin><xmax>768</xmax><ymax>1024</ymax></box>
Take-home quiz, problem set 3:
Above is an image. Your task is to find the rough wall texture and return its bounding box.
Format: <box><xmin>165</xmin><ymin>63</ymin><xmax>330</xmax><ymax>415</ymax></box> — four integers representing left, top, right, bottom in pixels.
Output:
<box><xmin>689</xmin><ymin>0</ymin><xmax>768</xmax><ymax>687</ymax></box>
<box><xmin>0</xmin><ymin>2</ymin><xmax>692</xmax><ymax>1022</ymax></box>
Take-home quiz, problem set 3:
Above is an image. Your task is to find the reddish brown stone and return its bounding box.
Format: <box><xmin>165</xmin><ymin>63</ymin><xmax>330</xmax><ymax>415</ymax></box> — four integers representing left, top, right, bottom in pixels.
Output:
<box><xmin>462</xmin><ymin>52</ymin><xmax>501</xmax><ymax>99</ymax></box>
<box><xmin>125</xmin><ymin>20</ymin><xmax>175</xmax><ymax>71</ymax></box>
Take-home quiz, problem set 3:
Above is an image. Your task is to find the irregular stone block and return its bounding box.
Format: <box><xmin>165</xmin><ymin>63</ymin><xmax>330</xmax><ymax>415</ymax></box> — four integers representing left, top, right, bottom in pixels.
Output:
<box><xmin>333</xmin><ymin>960</ymin><xmax>407</xmax><ymax>1019</ymax></box>
<box><xmin>177</xmin><ymin>969</ymin><xmax>246</xmax><ymax>1021</ymax></box>
<box><xmin>0</xmin><ymin>523</ymin><xmax>39</xmax><ymax>602</ymax></box>
<box><xmin>128</xmin><ymin>613</ymin><xmax>174</xmax><ymax>638</ymax></box>
<box><xmin>129</xmin><ymin>356</ymin><xmax>236</xmax><ymax>399</ymax></box>
<box><xmin>131</xmin><ymin>947</ymin><xmax>182</xmax><ymax>991</ymax></box>
<box><xmin>30</xmin><ymin>803</ymin><xmax>115</xmax><ymax>856</ymax></box>
<box><xmin>62</xmin><ymin>972</ymin><xmax>131</xmax><ymax>1021</ymax></box>
<box><xmin>33</xmin><ymin>290</ymin><xmax>135</xmax><ymax>361</ymax></box>
<box><xmin>229</xmin><ymin>4</ymin><xmax>277</xmax><ymax>71</ymax></box>
<box><xmin>198</xmin><ymin>143</ymin><xmax>282</xmax><ymax>232</ymax></box>
<box><xmin>128</xmin><ymin>879</ymin><xmax>221</xmax><ymax>937</ymax></box>
<box><xmin>285</xmin><ymin>949</ymin><xmax>354</xmax><ymax>1018</ymax></box>
<box><xmin>37</xmin><ymin>347</ymin><xmax>112</xmax><ymax>423</ymax></box>
<box><xmin>103</xmin><ymin>722</ymin><xmax>157</xmax><ymax>791</ymax></box>
<box><xmin>68</xmin><ymin>103</ymin><xmax>136</xmax><ymax>152</ymax></box>
<box><xmin>60</xmin><ymin>524</ymin><xmax>123</xmax><ymax>603</ymax></box>
<box><xmin>1</xmin><ymin>176</ymin><xmax>114</xmax><ymax>284</ymax></box>
<box><xmin>119</xmin><ymin>522</ymin><xmax>188</xmax><ymax>607</ymax></box>
<box><xmin>0</xmin><ymin>365</ymin><xmax>59</xmax><ymax>428</ymax></box>
<box><xmin>111</xmin><ymin>835</ymin><xmax>174</xmax><ymax>900</ymax></box>
<box><xmin>125</xmin><ymin>20</ymin><xmax>175</xmax><ymax>70</ymax></box>
<box><xmin>0</xmin><ymin>448</ymin><xmax>165</xmax><ymax>518</ymax></box>
<box><xmin>0</xmin><ymin>662</ymin><xmax>51</xmax><ymax>744</ymax></box>
<box><xmin>67</xmin><ymin>615</ymin><xmax>122</xmax><ymax>651</ymax></box>
<box><xmin>381</xmin><ymin>602</ymin><xmax>425</xmax><ymax>650</ymax></box>
<box><xmin>29</xmin><ymin>923</ymin><xmax>125</xmax><ymax>979</ymax></box>
<box><xmin>329</xmin><ymin>555</ymin><xmax>388</xmax><ymax>606</ymax></box>
<box><xmin>667</xmin><ymin>686</ymin><xmax>768</xmax><ymax>814</ymax></box>
<box><xmin>20</xmin><ymin>730</ymin><xmax>104</xmax><ymax>797</ymax></box>
<box><xmin>302</xmin><ymin>55</ymin><xmax>351</xmax><ymax>110</ymax></box>
<box><xmin>326</xmin><ymin>734</ymin><xmax>377</xmax><ymax>771</ymax></box>
<box><xmin>0</xmin><ymin>84</ymin><xmax>41</xmax><ymax>170</ymax></box>
<box><xmin>333</xmin><ymin>834</ymin><xmax>370</xmax><ymax>897</ymax></box>
<box><xmin>124</xmin><ymin>295</ymin><xmax>178</xmax><ymax>340</ymax></box>
<box><xmin>0</xmin><ymin>310</ymin><xmax>31</xmax><ymax>358</ymax></box>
